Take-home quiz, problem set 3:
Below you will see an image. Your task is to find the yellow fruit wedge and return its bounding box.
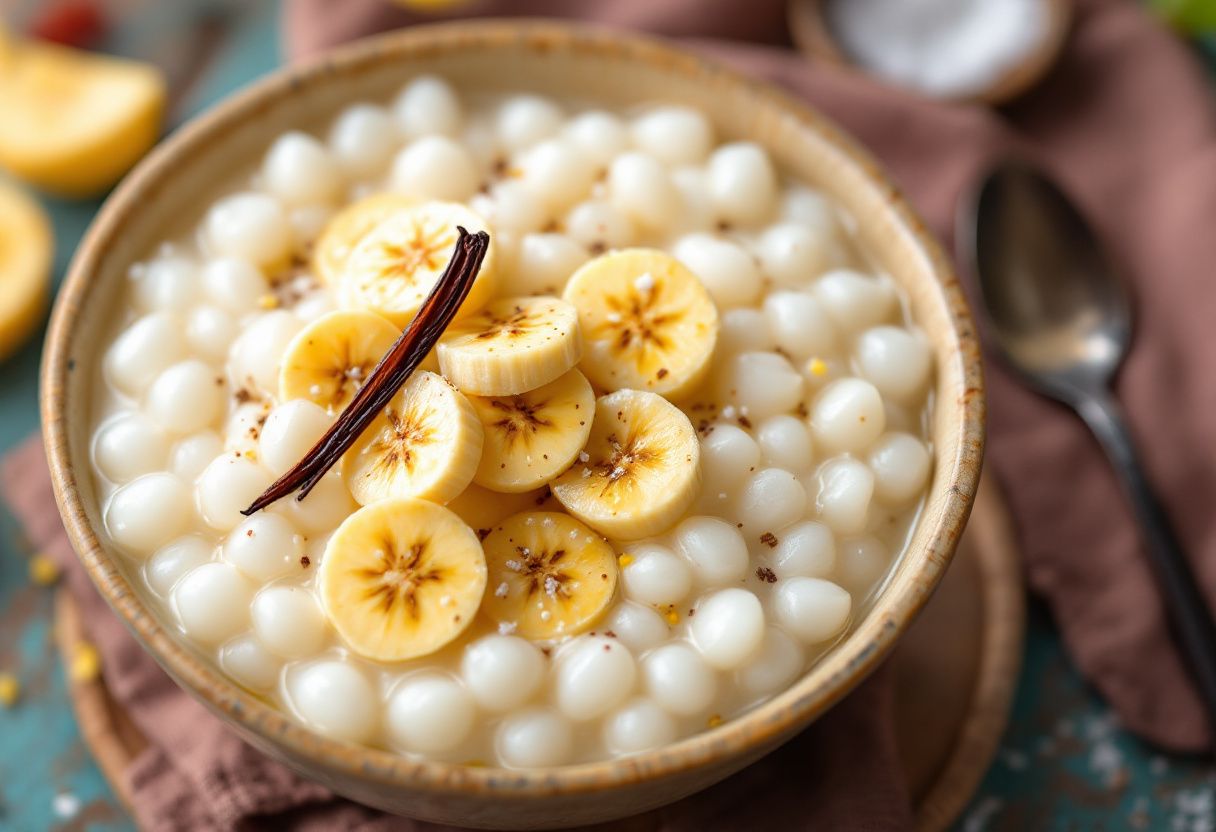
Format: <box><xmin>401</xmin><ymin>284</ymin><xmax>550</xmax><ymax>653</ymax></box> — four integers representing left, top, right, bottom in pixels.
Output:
<box><xmin>0</xmin><ymin>37</ymin><xmax>166</xmax><ymax>197</ymax></box>
<box><xmin>0</xmin><ymin>179</ymin><xmax>52</xmax><ymax>360</ymax></box>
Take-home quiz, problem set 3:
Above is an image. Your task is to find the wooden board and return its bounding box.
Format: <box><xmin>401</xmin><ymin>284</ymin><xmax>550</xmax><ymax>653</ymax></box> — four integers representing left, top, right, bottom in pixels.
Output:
<box><xmin>53</xmin><ymin>474</ymin><xmax>1023</xmax><ymax>831</ymax></box>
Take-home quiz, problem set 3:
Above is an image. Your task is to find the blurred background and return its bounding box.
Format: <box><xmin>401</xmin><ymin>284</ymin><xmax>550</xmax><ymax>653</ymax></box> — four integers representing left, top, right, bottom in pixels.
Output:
<box><xmin>1</xmin><ymin>1</ymin><xmax>1215</xmax><ymax>830</ymax></box>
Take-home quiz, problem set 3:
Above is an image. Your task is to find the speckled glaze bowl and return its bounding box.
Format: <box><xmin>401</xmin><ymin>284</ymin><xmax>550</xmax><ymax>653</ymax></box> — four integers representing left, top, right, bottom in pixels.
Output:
<box><xmin>42</xmin><ymin>20</ymin><xmax>984</xmax><ymax>830</ymax></box>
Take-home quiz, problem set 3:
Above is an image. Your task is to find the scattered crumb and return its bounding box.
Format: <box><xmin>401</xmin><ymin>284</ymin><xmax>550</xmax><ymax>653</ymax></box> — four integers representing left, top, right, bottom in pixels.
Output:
<box><xmin>69</xmin><ymin>642</ymin><xmax>101</xmax><ymax>682</ymax></box>
<box><xmin>756</xmin><ymin>567</ymin><xmax>777</xmax><ymax>583</ymax></box>
<box><xmin>759</xmin><ymin>532</ymin><xmax>778</xmax><ymax>548</ymax></box>
<box><xmin>0</xmin><ymin>673</ymin><xmax>19</xmax><ymax>707</ymax></box>
<box><xmin>28</xmin><ymin>553</ymin><xmax>60</xmax><ymax>586</ymax></box>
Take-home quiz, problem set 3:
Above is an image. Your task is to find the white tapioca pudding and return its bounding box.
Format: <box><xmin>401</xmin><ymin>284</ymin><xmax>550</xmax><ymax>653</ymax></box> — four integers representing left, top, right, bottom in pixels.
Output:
<box><xmin>91</xmin><ymin>76</ymin><xmax>934</xmax><ymax>767</ymax></box>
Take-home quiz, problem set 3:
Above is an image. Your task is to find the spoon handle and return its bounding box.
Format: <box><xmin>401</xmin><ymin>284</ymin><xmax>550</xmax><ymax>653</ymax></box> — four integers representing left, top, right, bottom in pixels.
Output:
<box><xmin>1075</xmin><ymin>390</ymin><xmax>1216</xmax><ymax>732</ymax></box>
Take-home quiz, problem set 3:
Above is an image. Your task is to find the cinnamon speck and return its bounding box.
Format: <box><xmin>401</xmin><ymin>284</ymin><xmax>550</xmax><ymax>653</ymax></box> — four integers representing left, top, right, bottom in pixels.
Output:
<box><xmin>656</xmin><ymin>368</ymin><xmax>669</xmax><ymax>379</ymax></box>
<box><xmin>756</xmin><ymin>566</ymin><xmax>778</xmax><ymax>583</ymax></box>
<box><xmin>477</xmin><ymin>528</ymin><xmax>491</xmax><ymax>541</ymax></box>
<box><xmin>300</xmin><ymin>556</ymin><xmax>311</xmax><ymax>568</ymax></box>
<box><xmin>759</xmin><ymin>532</ymin><xmax>778</xmax><ymax>548</ymax></box>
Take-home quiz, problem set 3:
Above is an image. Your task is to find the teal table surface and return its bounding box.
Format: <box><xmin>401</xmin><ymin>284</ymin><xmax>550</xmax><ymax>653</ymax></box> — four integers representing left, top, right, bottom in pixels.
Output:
<box><xmin>1</xmin><ymin>6</ymin><xmax>1214</xmax><ymax>831</ymax></box>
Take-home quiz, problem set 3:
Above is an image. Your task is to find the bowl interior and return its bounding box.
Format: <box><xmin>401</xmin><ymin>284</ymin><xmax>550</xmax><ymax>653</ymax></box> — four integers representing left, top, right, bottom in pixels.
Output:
<box><xmin>43</xmin><ymin>18</ymin><xmax>983</xmax><ymax>814</ymax></box>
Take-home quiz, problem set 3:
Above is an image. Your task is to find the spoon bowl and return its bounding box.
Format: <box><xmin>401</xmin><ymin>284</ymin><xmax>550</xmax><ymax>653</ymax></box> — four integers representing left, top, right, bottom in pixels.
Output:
<box><xmin>966</xmin><ymin>162</ymin><xmax>1130</xmax><ymax>399</ymax></box>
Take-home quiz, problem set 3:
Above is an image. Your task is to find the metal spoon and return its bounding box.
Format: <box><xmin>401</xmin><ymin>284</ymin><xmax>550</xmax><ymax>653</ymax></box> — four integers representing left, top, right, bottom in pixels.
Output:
<box><xmin>960</xmin><ymin>159</ymin><xmax>1216</xmax><ymax>733</ymax></box>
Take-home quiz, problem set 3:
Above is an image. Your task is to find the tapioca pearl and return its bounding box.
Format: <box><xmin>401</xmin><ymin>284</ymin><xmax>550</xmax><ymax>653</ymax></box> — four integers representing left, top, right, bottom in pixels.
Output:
<box><xmin>600</xmin><ymin>602</ymin><xmax>670</xmax><ymax>654</ymax></box>
<box><xmin>671</xmin><ymin>233</ymin><xmax>762</xmax><ymax>310</ymax></box>
<box><xmin>673</xmin><ymin>516</ymin><xmax>749</xmax><ymax>586</ymax></box>
<box><xmin>756</xmin><ymin>415</ymin><xmax>815</xmax><ymax>474</ymax></box>
<box><xmin>495</xmin><ymin>95</ymin><xmax>564</xmax><ymax>153</ymax></box>
<box><xmin>220</xmin><ymin>635</ymin><xmax>281</xmax><ymax>692</ymax></box>
<box><xmin>763</xmin><ymin>291</ymin><xmax>838</xmax><ymax>361</ymax></box>
<box><xmin>387</xmin><ymin>674</ymin><xmax>476</xmax><ymax>753</ymax></box>
<box><xmin>856</xmin><ymin>326</ymin><xmax>933</xmax><ymax>403</ymax></box>
<box><xmin>691</xmin><ymin>588</ymin><xmax>765</xmax><ymax>670</ymax></box>
<box><xmin>328</xmin><ymin>103</ymin><xmax>398</xmax><ymax>178</ymax></box>
<box><xmin>737</xmin><ymin>626</ymin><xmax>804</xmax><ymax>696</ymax></box>
<box><xmin>555</xmin><ymin>636</ymin><xmax>638</xmax><ymax>721</ymax></box>
<box><xmin>132</xmin><ymin>256</ymin><xmax>198</xmax><ymax>313</ymax></box>
<box><xmin>106</xmin><ymin>312</ymin><xmax>186</xmax><ymax>395</ymax></box>
<box><xmin>146</xmin><ymin>535</ymin><xmax>213</xmax><ymax>596</ymax></box>
<box><xmin>812</xmin><ymin>269</ymin><xmax>898</xmax><ymax>333</ymax></box>
<box><xmin>564</xmin><ymin>200</ymin><xmax>635</xmax><ymax>251</ymax></box>
<box><xmin>519</xmin><ymin>140</ymin><xmax>597</xmax><ymax>211</ymax></box>
<box><xmin>774</xmin><ymin>577</ymin><xmax>852</xmax><ymax>644</ymax></box>
<box><xmin>700</xmin><ymin>423</ymin><xmax>761</xmax><ymax>486</ymax></box>
<box><xmin>93</xmin><ymin>412</ymin><xmax>169</xmax><ymax>483</ymax></box>
<box><xmin>604</xmin><ymin>698</ymin><xmax>678</xmax><ymax>755</ymax></box>
<box><xmin>202</xmin><ymin>257</ymin><xmax>269</xmax><ymax>314</ymax></box>
<box><xmin>770</xmin><ymin>521</ymin><xmax>835</xmax><ymax>579</ymax></box>
<box><xmin>262</xmin><ymin>131</ymin><xmax>344</xmax><ymax>206</ymax></box>
<box><xmin>461</xmin><ymin>634</ymin><xmax>546</xmax><ymax>711</ymax></box>
<box><xmin>737</xmin><ymin>468</ymin><xmax>807</xmax><ymax>534</ymax></box>
<box><xmin>227</xmin><ymin>311</ymin><xmax>303</xmax><ymax>393</ymax></box>
<box><xmin>390</xmin><ymin>136</ymin><xmax>478</xmax><ymax>201</ymax></box>
<box><xmin>223</xmin><ymin>512</ymin><xmax>303</xmax><ymax>582</ymax></box>
<box><xmin>394</xmin><ymin>75</ymin><xmax>462</xmax><ymax>138</ymax></box>
<box><xmin>260</xmin><ymin>401</ymin><xmax>332</xmax><ymax>476</ymax></box>
<box><xmin>811</xmin><ymin>378</ymin><xmax>885</xmax><ymax>453</ymax></box>
<box><xmin>868</xmin><ymin>432</ymin><xmax>931</xmax><ymax>506</ymax></box>
<box><xmin>146</xmin><ymin>361</ymin><xmax>225</xmax><ymax>435</ymax></box>
<box><xmin>251</xmin><ymin>585</ymin><xmax>328</xmax><ymax>658</ymax></box>
<box><xmin>186</xmin><ymin>305</ymin><xmax>238</xmax><ymax>363</ymax></box>
<box><xmin>172</xmin><ymin>561</ymin><xmax>254</xmax><ymax>644</ymax></box>
<box><xmin>835</xmin><ymin>535</ymin><xmax>890</xmax><ymax>595</ymax></box>
<box><xmin>171</xmin><ymin>431</ymin><xmax>223</xmax><ymax>483</ymax></box>
<box><xmin>719</xmin><ymin>352</ymin><xmax>804</xmax><ymax>421</ymax></box>
<box><xmin>106</xmin><ymin>473</ymin><xmax>192</xmax><ymax>555</ymax></box>
<box><xmin>631</xmin><ymin>107</ymin><xmax>713</xmax><ymax>166</ymax></box>
<box><xmin>462</xmin><ymin>114</ymin><xmax>505</xmax><ymax>171</ymax></box>
<box><xmin>669</xmin><ymin>167</ymin><xmax>716</xmax><ymax>235</ymax></box>
<box><xmin>717</xmin><ymin>308</ymin><xmax>777</xmax><ymax>356</ymax></box>
<box><xmin>642</xmin><ymin>643</ymin><xmax>718</xmax><ymax>716</ymax></box>
<box><xmin>205</xmin><ymin>192</ymin><xmax>293</xmax><ymax>268</ymax></box>
<box><xmin>621</xmin><ymin>543</ymin><xmax>692</xmax><ymax>607</ymax></box>
<box><xmin>757</xmin><ymin>223</ymin><xmax>847</xmax><ymax>289</ymax></box>
<box><xmin>197</xmin><ymin>455</ymin><xmax>275</xmax><ymax>531</ymax></box>
<box><xmin>293</xmin><ymin>291</ymin><xmax>335</xmax><ymax>323</ymax></box>
<box><xmin>709</xmin><ymin>142</ymin><xmax>777</xmax><ymax>227</ymax></box>
<box><xmin>470</xmin><ymin>182</ymin><xmax>544</xmax><ymax>237</ymax></box>
<box><xmin>815</xmin><ymin>458</ymin><xmax>874</xmax><ymax>535</ymax></box>
<box><xmin>780</xmin><ymin>184</ymin><xmax>843</xmax><ymax>235</ymax></box>
<box><xmin>289</xmin><ymin>661</ymin><xmax>378</xmax><ymax>744</ymax></box>
<box><xmin>563</xmin><ymin>110</ymin><xmax>629</xmax><ymax>168</ymax></box>
<box><xmin>290</xmin><ymin>205</ymin><xmax>333</xmax><ymax>251</ymax></box>
<box><xmin>224</xmin><ymin>402</ymin><xmax>271</xmax><ymax>454</ymax></box>
<box><xmin>505</xmin><ymin>233</ymin><xmax>589</xmax><ymax>296</ymax></box>
<box><xmin>273</xmin><ymin>471</ymin><xmax>356</xmax><ymax>535</ymax></box>
<box><xmin>608</xmin><ymin>152</ymin><xmax>681</xmax><ymax>233</ymax></box>
<box><xmin>497</xmin><ymin>708</ymin><xmax>574</xmax><ymax>768</ymax></box>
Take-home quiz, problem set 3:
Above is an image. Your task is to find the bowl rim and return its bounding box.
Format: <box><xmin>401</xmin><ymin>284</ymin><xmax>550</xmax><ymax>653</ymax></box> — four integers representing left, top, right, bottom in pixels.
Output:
<box><xmin>41</xmin><ymin>18</ymin><xmax>985</xmax><ymax>799</ymax></box>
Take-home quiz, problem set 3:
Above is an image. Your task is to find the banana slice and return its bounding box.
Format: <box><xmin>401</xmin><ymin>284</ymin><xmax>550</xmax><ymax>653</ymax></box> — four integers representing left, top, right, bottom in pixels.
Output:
<box><xmin>481</xmin><ymin>511</ymin><xmax>618</xmax><ymax>640</ymax></box>
<box><xmin>0</xmin><ymin>38</ymin><xmax>165</xmax><ymax>197</ymax></box>
<box><xmin>446</xmin><ymin>483</ymin><xmax>559</xmax><ymax>534</ymax></box>
<box><xmin>343</xmin><ymin>370</ymin><xmax>483</xmax><ymax>505</ymax></box>
<box><xmin>469</xmin><ymin>368</ymin><xmax>595</xmax><ymax>493</ymax></box>
<box><xmin>321</xmin><ymin>497</ymin><xmax>486</xmax><ymax>661</ymax></box>
<box><xmin>0</xmin><ymin>180</ymin><xmax>52</xmax><ymax>361</ymax></box>
<box><xmin>279</xmin><ymin>310</ymin><xmax>401</xmax><ymax>414</ymax></box>
<box><xmin>437</xmin><ymin>295</ymin><xmax>581</xmax><ymax>396</ymax></box>
<box><xmin>563</xmin><ymin>249</ymin><xmax>718</xmax><ymax>399</ymax></box>
<box><xmin>339</xmin><ymin>200</ymin><xmax>496</xmax><ymax>326</ymax></box>
<box><xmin>313</xmin><ymin>192</ymin><xmax>416</xmax><ymax>286</ymax></box>
<box><xmin>553</xmin><ymin>389</ymin><xmax>701</xmax><ymax>540</ymax></box>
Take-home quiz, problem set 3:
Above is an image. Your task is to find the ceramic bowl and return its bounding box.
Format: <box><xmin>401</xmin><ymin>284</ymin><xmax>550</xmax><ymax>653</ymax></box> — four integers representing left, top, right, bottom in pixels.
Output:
<box><xmin>41</xmin><ymin>20</ymin><xmax>984</xmax><ymax>829</ymax></box>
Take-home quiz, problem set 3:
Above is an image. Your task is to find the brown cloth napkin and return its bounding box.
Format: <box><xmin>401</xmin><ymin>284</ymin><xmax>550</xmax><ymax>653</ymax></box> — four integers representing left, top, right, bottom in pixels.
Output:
<box><xmin>6</xmin><ymin>0</ymin><xmax>1216</xmax><ymax>828</ymax></box>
